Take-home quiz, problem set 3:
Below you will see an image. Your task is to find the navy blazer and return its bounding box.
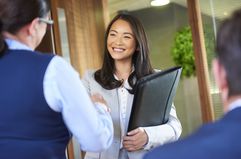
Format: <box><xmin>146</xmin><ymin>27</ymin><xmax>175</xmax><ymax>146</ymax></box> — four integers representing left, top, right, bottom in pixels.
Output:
<box><xmin>144</xmin><ymin>107</ymin><xmax>241</xmax><ymax>159</ymax></box>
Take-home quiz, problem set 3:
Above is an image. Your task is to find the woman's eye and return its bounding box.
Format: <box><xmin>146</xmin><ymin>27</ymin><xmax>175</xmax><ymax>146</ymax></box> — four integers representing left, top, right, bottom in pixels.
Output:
<box><xmin>124</xmin><ymin>36</ymin><xmax>131</xmax><ymax>39</ymax></box>
<box><xmin>109</xmin><ymin>33</ymin><xmax>116</xmax><ymax>36</ymax></box>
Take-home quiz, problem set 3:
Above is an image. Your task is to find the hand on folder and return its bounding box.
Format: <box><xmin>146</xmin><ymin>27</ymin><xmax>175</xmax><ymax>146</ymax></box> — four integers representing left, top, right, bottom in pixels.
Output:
<box><xmin>123</xmin><ymin>127</ymin><xmax>148</xmax><ymax>151</ymax></box>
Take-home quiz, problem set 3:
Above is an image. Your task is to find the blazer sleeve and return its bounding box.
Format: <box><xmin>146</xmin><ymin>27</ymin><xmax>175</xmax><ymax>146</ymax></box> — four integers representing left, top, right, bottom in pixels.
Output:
<box><xmin>142</xmin><ymin>104</ymin><xmax>182</xmax><ymax>150</ymax></box>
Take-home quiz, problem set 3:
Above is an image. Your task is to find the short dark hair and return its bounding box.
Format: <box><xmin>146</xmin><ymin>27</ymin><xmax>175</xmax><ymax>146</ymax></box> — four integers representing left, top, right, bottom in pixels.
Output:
<box><xmin>94</xmin><ymin>13</ymin><xmax>154</xmax><ymax>93</ymax></box>
<box><xmin>0</xmin><ymin>0</ymin><xmax>50</xmax><ymax>55</ymax></box>
<box><xmin>216</xmin><ymin>9</ymin><xmax>241</xmax><ymax>96</ymax></box>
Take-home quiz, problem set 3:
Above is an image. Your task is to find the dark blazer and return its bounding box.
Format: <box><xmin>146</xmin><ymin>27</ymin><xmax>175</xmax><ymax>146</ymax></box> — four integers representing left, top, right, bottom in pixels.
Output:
<box><xmin>144</xmin><ymin>107</ymin><xmax>241</xmax><ymax>159</ymax></box>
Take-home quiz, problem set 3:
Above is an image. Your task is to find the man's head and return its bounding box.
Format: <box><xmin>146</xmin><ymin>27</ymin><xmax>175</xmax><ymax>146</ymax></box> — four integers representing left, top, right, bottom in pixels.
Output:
<box><xmin>0</xmin><ymin>0</ymin><xmax>51</xmax><ymax>51</ymax></box>
<box><xmin>213</xmin><ymin>9</ymin><xmax>241</xmax><ymax>110</ymax></box>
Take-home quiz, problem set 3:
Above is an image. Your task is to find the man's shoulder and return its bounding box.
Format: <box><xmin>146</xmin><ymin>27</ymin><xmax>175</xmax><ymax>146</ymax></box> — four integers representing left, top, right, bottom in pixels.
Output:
<box><xmin>144</xmin><ymin>119</ymin><xmax>238</xmax><ymax>159</ymax></box>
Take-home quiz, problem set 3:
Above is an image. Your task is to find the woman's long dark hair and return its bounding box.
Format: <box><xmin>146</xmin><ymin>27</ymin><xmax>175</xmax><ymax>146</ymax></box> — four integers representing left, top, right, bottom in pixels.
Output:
<box><xmin>0</xmin><ymin>0</ymin><xmax>50</xmax><ymax>57</ymax></box>
<box><xmin>94</xmin><ymin>13</ymin><xmax>154</xmax><ymax>93</ymax></box>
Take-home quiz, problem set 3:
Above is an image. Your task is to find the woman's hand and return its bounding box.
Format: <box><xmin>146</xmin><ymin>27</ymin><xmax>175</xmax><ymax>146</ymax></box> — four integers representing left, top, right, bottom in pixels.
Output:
<box><xmin>123</xmin><ymin>127</ymin><xmax>148</xmax><ymax>151</ymax></box>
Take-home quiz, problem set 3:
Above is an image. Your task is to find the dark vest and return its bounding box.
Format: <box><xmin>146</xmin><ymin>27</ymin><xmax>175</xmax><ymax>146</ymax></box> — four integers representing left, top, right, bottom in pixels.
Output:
<box><xmin>0</xmin><ymin>50</ymin><xmax>70</xmax><ymax>159</ymax></box>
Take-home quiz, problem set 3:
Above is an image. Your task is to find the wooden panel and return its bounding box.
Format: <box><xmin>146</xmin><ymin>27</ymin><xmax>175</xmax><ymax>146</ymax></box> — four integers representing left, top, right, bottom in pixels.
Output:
<box><xmin>50</xmin><ymin>0</ymin><xmax>62</xmax><ymax>55</ymax></box>
<box><xmin>60</xmin><ymin>0</ymin><xmax>106</xmax><ymax>75</ymax></box>
<box><xmin>187</xmin><ymin>0</ymin><xmax>214</xmax><ymax>122</ymax></box>
<box><xmin>100</xmin><ymin>0</ymin><xmax>110</xmax><ymax>29</ymax></box>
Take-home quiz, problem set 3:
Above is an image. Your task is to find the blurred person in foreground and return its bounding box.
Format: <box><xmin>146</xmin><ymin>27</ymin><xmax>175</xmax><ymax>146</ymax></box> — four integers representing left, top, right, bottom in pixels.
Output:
<box><xmin>0</xmin><ymin>0</ymin><xmax>113</xmax><ymax>159</ymax></box>
<box><xmin>144</xmin><ymin>8</ymin><xmax>241</xmax><ymax>159</ymax></box>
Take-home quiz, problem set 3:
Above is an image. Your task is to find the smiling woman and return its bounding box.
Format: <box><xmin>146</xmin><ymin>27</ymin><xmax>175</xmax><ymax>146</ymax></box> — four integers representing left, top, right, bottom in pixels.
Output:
<box><xmin>107</xmin><ymin>19</ymin><xmax>136</xmax><ymax>71</ymax></box>
<box><xmin>82</xmin><ymin>13</ymin><xmax>182</xmax><ymax>159</ymax></box>
<box><xmin>94</xmin><ymin>13</ymin><xmax>154</xmax><ymax>91</ymax></box>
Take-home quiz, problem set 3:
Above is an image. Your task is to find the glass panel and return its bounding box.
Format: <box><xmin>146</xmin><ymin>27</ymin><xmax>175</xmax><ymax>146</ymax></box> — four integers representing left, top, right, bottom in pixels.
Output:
<box><xmin>57</xmin><ymin>8</ymin><xmax>71</xmax><ymax>62</ymax></box>
<box><xmin>108</xmin><ymin>0</ymin><xmax>203</xmax><ymax>137</ymax></box>
<box><xmin>200</xmin><ymin>0</ymin><xmax>241</xmax><ymax>119</ymax></box>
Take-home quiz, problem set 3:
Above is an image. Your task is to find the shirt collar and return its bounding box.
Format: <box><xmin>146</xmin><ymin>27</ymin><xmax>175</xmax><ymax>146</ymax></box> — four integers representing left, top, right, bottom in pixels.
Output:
<box><xmin>5</xmin><ymin>38</ymin><xmax>33</xmax><ymax>51</ymax></box>
<box><xmin>113</xmin><ymin>74</ymin><xmax>131</xmax><ymax>89</ymax></box>
<box><xmin>228</xmin><ymin>99</ymin><xmax>241</xmax><ymax>111</ymax></box>
<box><xmin>114</xmin><ymin>66</ymin><xmax>134</xmax><ymax>90</ymax></box>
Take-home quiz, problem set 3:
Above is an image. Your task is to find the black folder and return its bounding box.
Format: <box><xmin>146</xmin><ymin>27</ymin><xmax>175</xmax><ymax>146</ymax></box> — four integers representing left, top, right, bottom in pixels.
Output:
<box><xmin>128</xmin><ymin>66</ymin><xmax>182</xmax><ymax>131</ymax></box>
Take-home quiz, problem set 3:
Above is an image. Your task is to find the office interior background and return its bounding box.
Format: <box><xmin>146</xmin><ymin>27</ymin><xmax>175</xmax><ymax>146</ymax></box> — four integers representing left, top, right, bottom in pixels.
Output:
<box><xmin>36</xmin><ymin>0</ymin><xmax>241</xmax><ymax>158</ymax></box>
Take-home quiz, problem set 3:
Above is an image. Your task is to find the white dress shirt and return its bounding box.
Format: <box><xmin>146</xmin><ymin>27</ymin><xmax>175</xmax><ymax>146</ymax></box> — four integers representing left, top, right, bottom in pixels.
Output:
<box><xmin>5</xmin><ymin>39</ymin><xmax>113</xmax><ymax>152</ymax></box>
<box><xmin>116</xmin><ymin>79</ymin><xmax>131</xmax><ymax>147</ymax></box>
<box><xmin>228</xmin><ymin>99</ymin><xmax>241</xmax><ymax>112</ymax></box>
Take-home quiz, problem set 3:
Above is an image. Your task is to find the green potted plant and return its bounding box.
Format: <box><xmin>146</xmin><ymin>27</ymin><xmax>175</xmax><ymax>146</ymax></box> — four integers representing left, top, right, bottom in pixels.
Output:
<box><xmin>171</xmin><ymin>26</ymin><xmax>195</xmax><ymax>78</ymax></box>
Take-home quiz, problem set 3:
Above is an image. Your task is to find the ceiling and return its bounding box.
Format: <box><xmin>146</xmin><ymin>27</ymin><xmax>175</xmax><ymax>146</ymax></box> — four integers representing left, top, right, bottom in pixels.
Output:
<box><xmin>108</xmin><ymin>0</ymin><xmax>241</xmax><ymax>19</ymax></box>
